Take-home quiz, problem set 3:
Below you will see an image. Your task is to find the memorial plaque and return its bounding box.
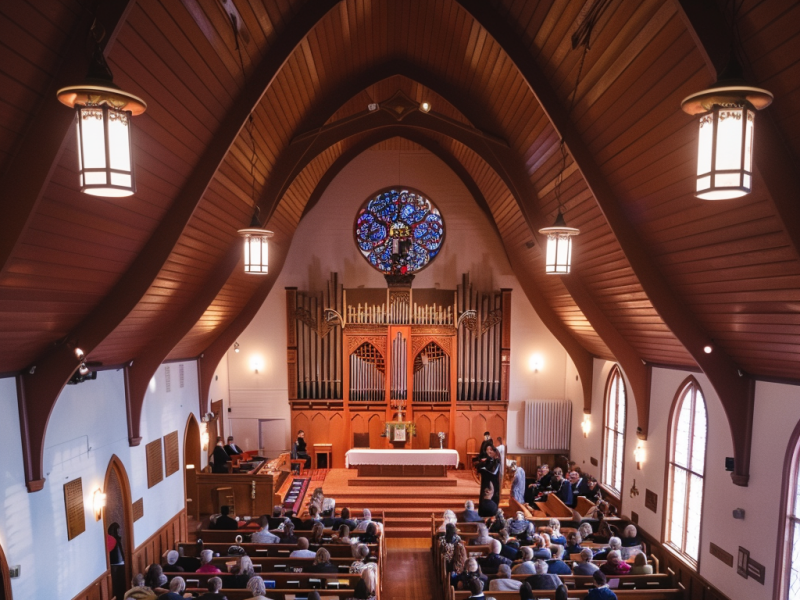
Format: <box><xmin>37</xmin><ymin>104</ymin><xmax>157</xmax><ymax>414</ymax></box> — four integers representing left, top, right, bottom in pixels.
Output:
<box><xmin>146</xmin><ymin>439</ymin><xmax>164</xmax><ymax>488</ymax></box>
<box><xmin>132</xmin><ymin>498</ymin><xmax>144</xmax><ymax>522</ymax></box>
<box><xmin>645</xmin><ymin>489</ymin><xmax>658</xmax><ymax>513</ymax></box>
<box><xmin>63</xmin><ymin>478</ymin><xmax>85</xmax><ymax>541</ymax></box>
<box><xmin>710</xmin><ymin>542</ymin><xmax>733</xmax><ymax>567</ymax></box>
<box><xmin>164</xmin><ymin>431</ymin><xmax>179</xmax><ymax>477</ymax></box>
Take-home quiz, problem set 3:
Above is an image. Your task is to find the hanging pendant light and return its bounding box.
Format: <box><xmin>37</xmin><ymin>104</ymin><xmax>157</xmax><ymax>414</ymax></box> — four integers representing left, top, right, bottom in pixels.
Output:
<box><xmin>681</xmin><ymin>55</ymin><xmax>772</xmax><ymax>200</ymax></box>
<box><xmin>238</xmin><ymin>212</ymin><xmax>273</xmax><ymax>274</ymax></box>
<box><xmin>57</xmin><ymin>34</ymin><xmax>146</xmax><ymax>198</ymax></box>
<box><xmin>539</xmin><ymin>211</ymin><xmax>579</xmax><ymax>274</ymax></box>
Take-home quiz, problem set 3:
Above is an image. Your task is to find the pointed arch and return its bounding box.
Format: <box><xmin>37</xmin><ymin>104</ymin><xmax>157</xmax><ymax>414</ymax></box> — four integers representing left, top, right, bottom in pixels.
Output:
<box><xmin>183</xmin><ymin>414</ymin><xmax>201</xmax><ymax>518</ymax></box>
<box><xmin>0</xmin><ymin>540</ymin><xmax>11</xmax><ymax>600</ymax></box>
<box><xmin>102</xmin><ymin>455</ymin><xmax>134</xmax><ymax>595</ymax></box>
<box><xmin>663</xmin><ymin>376</ymin><xmax>708</xmax><ymax>566</ymax></box>
<box><xmin>601</xmin><ymin>365</ymin><xmax>627</xmax><ymax>496</ymax></box>
<box><xmin>414</xmin><ymin>414</ymin><xmax>432</xmax><ymax>450</ymax></box>
<box><xmin>775</xmin><ymin>416</ymin><xmax>800</xmax><ymax>600</ymax></box>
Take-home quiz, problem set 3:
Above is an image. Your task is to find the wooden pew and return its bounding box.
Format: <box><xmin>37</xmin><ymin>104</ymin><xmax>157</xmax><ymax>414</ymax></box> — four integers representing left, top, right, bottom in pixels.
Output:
<box><xmin>175</xmin><ymin>542</ymin><xmax>378</xmax><ymax>558</ymax></box>
<box><xmin>170</xmin><ymin>572</ymin><xmax>364</xmax><ymax>588</ymax></box>
<box><xmin>452</xmin><ymin>588</ymin><xmax>682</xmax><ymax>600</ymax></box>
<box><xmin>207</xmin><ymin>556</ymin><xmax>368</xmax><ymax>570</ymax></box>
<box><xmin>187</xmin><ymin>590</ymin><xmax>369</xmax><ymax>600</ymax></box>
<box><xmin>575</xmin><ymin>496</ymin><xmax>597</xmax><ymax>517</ymax></box>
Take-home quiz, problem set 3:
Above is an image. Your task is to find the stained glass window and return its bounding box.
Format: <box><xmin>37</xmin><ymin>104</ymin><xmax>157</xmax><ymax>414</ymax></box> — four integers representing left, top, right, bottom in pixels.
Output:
<box><xmin>602</xmin><ymin>366</ymin><xmax>626</xmax><ymax>495</ymax></box>
<box><xmin>665</xmin><ymin>379</ymin><xmax>707</xmax><ymax>566</ymax></box>
<box><xmin>354</xmin><ymin>188</ymin><xmax>445</xmax><ymax>274</ymax></box>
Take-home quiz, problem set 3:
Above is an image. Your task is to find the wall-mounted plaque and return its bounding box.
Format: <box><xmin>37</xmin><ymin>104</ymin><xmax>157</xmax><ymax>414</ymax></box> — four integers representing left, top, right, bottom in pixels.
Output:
<box><xmin>630</xmin><ymin>511</ymin><xmax>639</xmax><ymax>524</ymax></box>
<box><xmin>132</xmin><ymin>498</ymin><xmax>144</xmax><ymax>522</ymax></box>
<box><xmin>590</xmin><ymin>457</ymin><xmax>598</xmax><ymax>467</ymax></box>
<box><xmin>710</xmin><ymin>542</ymin><xmax>733</xmax><ymax>567</ymax></box>
<box><xmin>63</xmin><ymin>478</ymin><xmax>85</xmax><ymax>541</ymax></box>
<box><xmin>146</xmin><ymin>439</ymin><xmax>164</xmax><ymax>488</ymax></box>
<box><xmin>645</xmin><ymin>489</ymin><xmax>658</xmax><ymax>513</ymax></box>
<box><xmin>164</xmin><ymin>431</ymin><xmax>180</xmax><ymax>477</ymax></box>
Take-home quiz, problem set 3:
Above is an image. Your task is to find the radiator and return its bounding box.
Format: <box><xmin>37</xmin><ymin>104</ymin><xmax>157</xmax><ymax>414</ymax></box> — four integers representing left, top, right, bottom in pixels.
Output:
<box><xmin>523</xmin><ymin>399</ymin><xmax>572</xmax><ymax>451</ymax></box>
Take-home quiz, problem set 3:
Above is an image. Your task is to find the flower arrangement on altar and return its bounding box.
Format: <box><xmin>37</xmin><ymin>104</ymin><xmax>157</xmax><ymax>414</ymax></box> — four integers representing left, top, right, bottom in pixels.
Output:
<box><xmin>437</xmin><ymin>431</ymin><xmax>446</xmax><ymax>448</ymax></box>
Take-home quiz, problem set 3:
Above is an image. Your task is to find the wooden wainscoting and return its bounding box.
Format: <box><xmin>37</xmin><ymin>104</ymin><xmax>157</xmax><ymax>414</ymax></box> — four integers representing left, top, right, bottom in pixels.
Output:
<box><xmin>71</xmin><ymin>571</ymin><xmax>112</xmax><ymax>600</ymax></box>
<box><xmin>130</xmin><ymin>509</ymin><xmax>187</xmax><ymax>576</ymax></box>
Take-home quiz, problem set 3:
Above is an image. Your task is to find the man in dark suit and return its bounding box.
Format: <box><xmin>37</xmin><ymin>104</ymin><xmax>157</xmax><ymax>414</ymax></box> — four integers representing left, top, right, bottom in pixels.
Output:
<box><xmin>546</xmin><ymin>468</ymin><xmax>574</xmax><ymax>507</ymax></box>
<box><xmin>224</xmin><ymin>436</ymin><xmax>244</xmax><ymax>456</ymax></box>
<box><xmin>478</xmin><ymin>483</ymin><xmax>498</xmax><ymax>517</ymax></box>
<box><xmin>211</xmin><ymin>437</ymin><xmax>230</xmax><ymax>473</ymax></box>
<box><xmin>478</xmin><ymin>446</ymin><xmax>501</xmax><ymax>504</ymax></box>
<box><xmin>268</xmin><ymin>505</ymin><xmax>290</xmax><ymax>529</ymax></box>
<box><xmin>285</xmin><ymin>509</ymin><xmax>305</xmax><ymax>530</ymax></box>
<box><xmin>333</xmin><ymin>507</ymin><xmax>358</xmax><ymax>530</ymax></box>
<box><xmin>302</xmin><ymin>505</ymin><xmax>322</xmax><ymax>529</ymax></box>
<box><xmin>479</xmin><ymin>540</ymin><xmax>513</xmax><ymax>574</ymax></box>
<box><xmin>460</xmin><ymin>500</ymin><xmax>482</xmax><ymax>522</ymax></box>
<box><xmin>569</xmin><ymin>470</ymin><xmax>589</xmax><ymax>497</ymax></box>
<box><xmin>211</xmin><ymin>505</ymin><xmax>238</xmax><ymax>530</ymax></box>
<box><xmin>478</xmin><ymin>431</ymin><xmax>493</xmax><ymax>459</ymax></box>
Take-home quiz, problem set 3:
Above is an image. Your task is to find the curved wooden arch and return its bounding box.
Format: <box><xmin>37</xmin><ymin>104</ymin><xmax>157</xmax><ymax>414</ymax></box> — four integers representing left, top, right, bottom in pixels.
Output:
<box><xmin>196</xmin><ymin>126</ymin><xmax>594</xmax><ymax>416</ymax></box>
<box><xmin>102</xmin><ymin>455</ymin><xmax>135</xmax><ymax>594</ymax></box>
<box><xmin>455</xmin><ymin>0</ymin><xmax>753</xmax><ymax>483</ymax></box>
<box><xmin>0</xmin><ymin>540</ymin><xmax>11</xmax><ymax>600</ymax></box>
<box><xmin>183</xmin><ymin>414</ymin><xmax>201</xmax><ymax>518</ymax></box>
<box><xmin>14</xmin><ymin>0</ymin><xmax>342</xmax><ymax>492</ymax></box>
<box><xmin>660</xmin><ymin>375</ymin><xmax>709</xmax><ymax>565</ymax></box>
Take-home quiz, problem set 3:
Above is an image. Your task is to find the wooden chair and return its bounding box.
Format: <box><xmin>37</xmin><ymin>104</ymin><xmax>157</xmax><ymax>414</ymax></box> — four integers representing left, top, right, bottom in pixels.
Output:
<box><xmin>465</xmin><ymin>437</ymin><xmax>479</xmax><ymax>480</ymax></box>
<box><xmin>429</xmin><ymin>432</ymin><xmax>449</xmax><ymax>449</ymax></box>
<box><xmin>215</xmin><ymin>487</ymin><xmax>234</xmax><ymax>514</ymax></box>
<box><xmin>353</xmin><ymin>432</ymin><xmax>370</xmax><ymax>448</ymax></box>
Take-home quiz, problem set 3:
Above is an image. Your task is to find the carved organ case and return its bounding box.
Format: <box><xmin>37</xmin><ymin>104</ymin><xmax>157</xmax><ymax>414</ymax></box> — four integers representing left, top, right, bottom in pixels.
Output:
<box><xmin>287</xmin><ymin>273</ymin><xmax>510</xmax><ymax>466</ymax></box>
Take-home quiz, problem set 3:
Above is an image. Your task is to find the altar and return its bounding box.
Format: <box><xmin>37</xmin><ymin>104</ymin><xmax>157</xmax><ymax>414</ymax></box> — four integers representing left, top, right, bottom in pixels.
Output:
<box><xmin>345</xmin><ymin>448</ymin><xmax>459</xmax><ymax>477</ymax></box>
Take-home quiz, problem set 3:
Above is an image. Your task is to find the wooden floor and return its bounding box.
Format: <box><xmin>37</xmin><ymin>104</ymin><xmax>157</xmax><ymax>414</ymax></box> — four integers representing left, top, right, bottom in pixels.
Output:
<box><xmin>383</xmin><ymin>546</ymin><xmax>440</xmax><ymax>600</ymax></box>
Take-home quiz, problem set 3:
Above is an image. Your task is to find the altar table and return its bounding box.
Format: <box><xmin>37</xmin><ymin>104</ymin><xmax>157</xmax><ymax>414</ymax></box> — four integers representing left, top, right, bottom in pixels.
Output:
<box><xmin>345</xmin><ymin>449</ymin><xmax>459</xmax><ymax>477</ymax></box>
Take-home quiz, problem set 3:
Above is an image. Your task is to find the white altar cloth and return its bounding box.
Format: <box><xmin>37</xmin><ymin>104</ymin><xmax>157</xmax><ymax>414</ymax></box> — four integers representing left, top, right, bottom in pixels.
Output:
<box><xmin>345</xmin><ymin>448</ymin><xmax>459</xmax><ymax>468</ymax></box>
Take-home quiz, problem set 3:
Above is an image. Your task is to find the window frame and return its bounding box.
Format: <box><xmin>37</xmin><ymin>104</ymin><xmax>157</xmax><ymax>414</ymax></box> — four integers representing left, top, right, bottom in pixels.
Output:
<box><xmin>662</xmin><ymin>376</ymin><xmax>708</xmax><ymax>570</ymax></box>
<box><xmin>601</xmin><ymin>365</ymin><xmax>627</xmax><ymax>497</ymax></box>
<box><xmin>775</xmin><ymin>418</ymin><xmax>800</xmax><ymax>600</ymax></box>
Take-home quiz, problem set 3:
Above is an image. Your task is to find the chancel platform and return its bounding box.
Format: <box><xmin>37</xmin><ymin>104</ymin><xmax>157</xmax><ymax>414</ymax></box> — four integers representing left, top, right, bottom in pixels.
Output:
<box><xmin>345</xmin><ymin>448</ymin><xmax>459</xmax><ymax>477</ymax></box>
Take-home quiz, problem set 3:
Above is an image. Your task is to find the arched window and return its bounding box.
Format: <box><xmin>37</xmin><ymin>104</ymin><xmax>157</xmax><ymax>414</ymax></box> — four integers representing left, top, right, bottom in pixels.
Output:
<box><xmin>778</xmin><ymin>422</ymin><xmax>800</xmax><ymax>600</ymax></box>
<box><xmin>602</xmin><ymin>366</ymin><xmax>626</xmax><ymax>494</ymax></box>
<box><xmin>665</xmin><ymin>379</ymin><xmax>707</xmax><ymax>565</ymax></box>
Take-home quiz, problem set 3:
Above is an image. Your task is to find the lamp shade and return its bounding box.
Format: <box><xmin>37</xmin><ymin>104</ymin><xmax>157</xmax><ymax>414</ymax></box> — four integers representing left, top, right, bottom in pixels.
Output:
<box><xmin>57</xmin><ymin>84</ymin><xmax>147</xmax><ymax>198</ymax></box>
<box><xmin>238</xmin><ymin>224</ymin><xmax>274</xmax><ymax>274</ymax></box>
<box><xmin>681</xmin><ymin>84</ymin><xmax>772</xmax><ymax>201</ymax></box>
<box><xmin>539</xmin><ymin>212</ymin><xmax>579</xmax><ymax>274</ymax></box>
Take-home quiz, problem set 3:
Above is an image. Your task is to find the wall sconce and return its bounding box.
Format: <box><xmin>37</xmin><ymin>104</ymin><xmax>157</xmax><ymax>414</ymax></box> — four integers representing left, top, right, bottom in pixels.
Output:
<box><xmin>633</xmin><ymin>442</ymin><xmax>645</xmax><ymax>470</ymax></box>
<box><xmin>185</xmin><ymin>464</ymin><xmax>195</xmax><ymax>470</ymax></box>
<box><xmin>249</xmin><ymin>355</ymin><xmax>264</xmax><ymax>374</ymax></box>
<box><xmin>93</xmin><ymin>489</ymin><xmax>106</xmax><ymax>521</ymax></box>
<box><xmin>581</xmin><ymin>414</ymin><xmax>591</xmax><ymax>438</ymax></box>
<box><xmin>234</xmin><ymin>341</ymin><xmax>240</xmax><ymax>353</ymax></box>
<box><xmin>528</xmin><ymin>354</ymin><xmax>543</xmax><ymax>373</ymax></box>
<box><xmin>200</xmin><ymin>424</ymin><xmax>209</xmax><ymax>451</ymax></box>
<box><xmin>630</xmin><ymin>479</ymin><xmax>639</xmax><ymax>498</ymax></box>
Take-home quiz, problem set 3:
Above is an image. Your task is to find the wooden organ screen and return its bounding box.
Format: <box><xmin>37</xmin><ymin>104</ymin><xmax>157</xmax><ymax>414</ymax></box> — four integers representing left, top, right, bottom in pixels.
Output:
<box><xmin>287</xmin><ymin>273</ymin><xmax>510</xmax><ymax>463</ymax></box>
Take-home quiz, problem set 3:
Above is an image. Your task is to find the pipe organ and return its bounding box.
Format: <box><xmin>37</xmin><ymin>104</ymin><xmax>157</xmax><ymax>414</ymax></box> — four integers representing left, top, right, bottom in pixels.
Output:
<box><xmin>287</xmin><ymin>273</ymin><xmax>510</xmax><ymax>467</ymax></box>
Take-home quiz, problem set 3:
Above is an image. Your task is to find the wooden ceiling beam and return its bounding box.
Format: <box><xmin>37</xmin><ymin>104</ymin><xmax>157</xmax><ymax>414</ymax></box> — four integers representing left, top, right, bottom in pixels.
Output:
<box><xmin>0</xmin><ymin>0</ymin><xmax>137</xmax><ymax>277</ymax></box>
<box><xmin>458</xmin><ymin>0</ymin><xmax>755</xmax><ymax>484</ymax></box>
<box><xmin>13</xmin><ymin>0</ymin><xmax>341</xmax><ymax>492</ymax></box>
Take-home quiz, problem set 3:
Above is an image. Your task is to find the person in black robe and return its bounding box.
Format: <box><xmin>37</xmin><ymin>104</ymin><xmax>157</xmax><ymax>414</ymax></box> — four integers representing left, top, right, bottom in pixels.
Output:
<box><xmin>478</xmin><ymin>445</ymin><xmax>500</xmax><ymax>504</ymax></box>
<box><xmin>295</xmin><ymin>430</ymin><xmax>311</xmax><ymax>469</ymax></box>
<box><xmin>211</xmin><ymin>505</ymin><xmax>239</xmax><ymax>530</ymax></box>
<box><xmin>211</xmin><ymin>437</ymin><xmax>230</xmax><ymax>473</ymax></box>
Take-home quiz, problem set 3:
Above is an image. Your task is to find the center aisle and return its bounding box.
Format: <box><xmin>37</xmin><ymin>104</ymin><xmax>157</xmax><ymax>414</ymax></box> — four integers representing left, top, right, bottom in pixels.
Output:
<box><xmin>383</xmin><ymin>544</ymin><xmax>439</xmax><ymax>600</ymax></box>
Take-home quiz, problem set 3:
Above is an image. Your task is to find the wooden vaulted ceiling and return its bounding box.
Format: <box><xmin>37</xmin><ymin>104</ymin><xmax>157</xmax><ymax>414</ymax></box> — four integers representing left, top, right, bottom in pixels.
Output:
<box><xmin>2</xmin><ymin>2</ymin><xmax>799</xmax><ymax>402</ymax></box>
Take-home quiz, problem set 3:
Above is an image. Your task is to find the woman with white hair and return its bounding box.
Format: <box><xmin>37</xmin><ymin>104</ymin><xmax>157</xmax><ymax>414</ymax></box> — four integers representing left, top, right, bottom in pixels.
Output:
<box><xmin>195</xmin><ymin>549</ymin><xmax>221</xmax><ymax>574</ymax></box>
<box><xmin>162</xmin><ymin>550</ymin><xmax>183</xmax><ymax>573</ymax></box>
<box><xmin>469</xmin><ymin>523</ymin><xmax>492</xmax><ymax>546</ymax></box>
<box><xmin>578</xmin><ymin>522</ymin><xmax>595</xmax><ymax>542</ymax></box>
<box><xmin>600</xmin><ymin>549</ymin><xmax>631</xmax><ymax>575</ymax></box>
<box><xmin>438</xmin><ymin>509</ymin><xmax>457</xmax><ymax>532</ymax></box>
<box><xmin>525</xmin><ymin>560</ymin><xmax>562</xmax><ymax>590</ymax></box>
<box><xmin>346</xmin><ymin>567</ymin><xmax>377</xmax><ymax>600</ymax></box>
<box><xmin>620</xmin><ymin>523</ymin><xmax>644</xmax><ymax>559</ymax></box>
<box><xmin>489</xmin><ymin>563</ymin><xmax>523</xmax><ymax>592</ymax></box>
<box><xmin>350</xmin><ymin>543</ymin><xmax>371</xmax><ymax>573</ymax></box>
<box><xmin>158</xmin><ymin>576</ymin><xmax>186</xmax><ymax>600</ymax></box>
<box><xmin>231</xmin><ymin>555</ymin><xmax>256</xmax><ymax>588</ymax></box>
<box><xmin>593</xmin><ymin>536</ymin><xmax>621</xmax><ymax>561</ymax></box>
<box><xmin>453</xmin><ymin>557</ymin><xmax>489</xmax><ymax>591</ymax></box>
<box><xmin>547</xmin><ymin>518</ymin><xmax>567</xmax><ymax>545</ymax></box>
<box><xmin>123</xmin><ymin>573</ymin><xmax>156</xmax><ymax>600</ymax></box>
<box><xmin>511</xmin><ymin>546</ymin><xmax>536</xmax><ymax>574</ymax></box>
<box><xmin>244</xmin><ymin>575</ymin><xmax>267</xmax><ymax>599</ymax></box>
<box><xmin>507</xmin><ymin>511</ymin><xmax>529</xmax><ymax>536</ymax></box>
<box><xmin>572</xmin><ymin>547</ymin><xmax>600</xmax><ymax>576</ymax></box>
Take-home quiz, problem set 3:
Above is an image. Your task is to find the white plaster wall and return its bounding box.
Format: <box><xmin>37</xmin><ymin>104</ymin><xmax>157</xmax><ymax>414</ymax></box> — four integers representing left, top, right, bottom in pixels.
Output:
<box><xmin>224</xmin><ymin>147</ymin><xmax>577</xmax><ymax>453</ymax></box>
<box><xmin>0</xmin><ymin>361</ymin><xmax>200</xmax><ymax>600</ymax></box>
<box><xmin>568</xmin><ymin>359</ymin><xmax>800</xmax><ymax>600</ymax></box>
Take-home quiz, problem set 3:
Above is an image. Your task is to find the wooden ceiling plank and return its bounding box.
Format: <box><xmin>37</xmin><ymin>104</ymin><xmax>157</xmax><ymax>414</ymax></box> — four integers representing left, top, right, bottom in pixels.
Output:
<box><xmin>13</xmin><ymin>0</ymin><xmax>341</xmax><ymax>492</ymax></box>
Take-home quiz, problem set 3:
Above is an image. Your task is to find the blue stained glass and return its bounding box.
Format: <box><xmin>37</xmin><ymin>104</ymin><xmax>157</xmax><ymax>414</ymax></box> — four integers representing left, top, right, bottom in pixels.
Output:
<box><xmin>354</xmin><ymin>188</ymin><xmax>445</xmax><ymax>274</ymax></box>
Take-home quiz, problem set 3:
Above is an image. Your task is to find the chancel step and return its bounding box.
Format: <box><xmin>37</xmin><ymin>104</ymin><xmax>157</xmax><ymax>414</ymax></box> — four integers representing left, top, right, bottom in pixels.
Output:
<box><xmin>347</xmin><ymin>476</ymin><xmax>457</xmax><ymax>487</ymax></box>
